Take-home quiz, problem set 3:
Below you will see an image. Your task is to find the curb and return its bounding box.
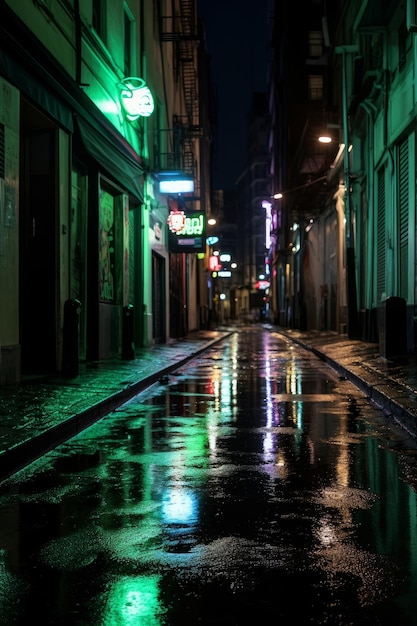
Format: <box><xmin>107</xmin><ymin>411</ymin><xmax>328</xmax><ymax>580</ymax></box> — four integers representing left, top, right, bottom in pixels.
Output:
<box><xmin>277</xmin><ymin>330</ymin><xmax>417</xmax><ymax>439</ymax></box>
<box><xmin>0</xmin><ymin>332</ymin><xmax>233</xmax><ymax>483</ymax></box>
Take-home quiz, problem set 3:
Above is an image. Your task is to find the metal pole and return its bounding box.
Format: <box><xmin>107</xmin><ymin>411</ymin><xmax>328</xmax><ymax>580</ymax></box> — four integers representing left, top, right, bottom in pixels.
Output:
<box><xmin>336</xmin><ymin>45</ymin><xmax>359</xmax><ymax>338</ymax></box>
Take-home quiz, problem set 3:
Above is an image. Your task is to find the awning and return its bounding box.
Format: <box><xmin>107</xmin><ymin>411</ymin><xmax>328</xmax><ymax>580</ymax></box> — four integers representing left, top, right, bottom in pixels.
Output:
<box><xmin>0</xmin><ymin>48</ymin><xmax>74</xmax><ymax>131</ymax></box>
<box><xmin>0</xmin><ymin>5</ymin><xmax>144</xmax><ymax>203</ymax></box>
<box><xmin>75</xmin><ymin>115</ymin><xmax>144</xmax><ymax>202</ymax></box>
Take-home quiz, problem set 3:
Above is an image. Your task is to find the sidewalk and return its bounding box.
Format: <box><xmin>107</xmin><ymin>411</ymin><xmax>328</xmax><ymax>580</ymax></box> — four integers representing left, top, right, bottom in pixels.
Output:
<box><xmin>279</xmin><ymin>328</ymin><xmax>417</xmax><ymax>440</ymax></box>
<box><xmin>0</xmin><ymin>330</ymin><xmax>232</xmax><ymax>482</ymax></box>
<box><xmin>1</xmin><ymin>325</ymin><xmax>417</xmax><ymax>483</ymax></box>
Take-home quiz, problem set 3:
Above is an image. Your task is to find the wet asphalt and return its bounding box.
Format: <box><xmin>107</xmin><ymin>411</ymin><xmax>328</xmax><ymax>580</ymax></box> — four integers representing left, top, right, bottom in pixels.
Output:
<box><xmin>1</xmin><ymin>326</ymin><xmax>417</xmax><ymax>624</ymax></box>
<box><xmin>0</xmin><ymin>324</ymin><xmax>417</xmax><ymax>483</ymax></box>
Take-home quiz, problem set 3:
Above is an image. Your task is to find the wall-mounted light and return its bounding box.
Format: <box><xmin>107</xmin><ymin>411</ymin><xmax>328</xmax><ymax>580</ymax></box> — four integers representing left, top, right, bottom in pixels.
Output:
<box><xmin>318</xmin><ymin>134</ymin><xmax>332</xmax><ymax>143</ymax></box>
<box><xmin>118</xmin><ymin>77</ymin><xmax>155</xmax><ymax>121</ymax></box>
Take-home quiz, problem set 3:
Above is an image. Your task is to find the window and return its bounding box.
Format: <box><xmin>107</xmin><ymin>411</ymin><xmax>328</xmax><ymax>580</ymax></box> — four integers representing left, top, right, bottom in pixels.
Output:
<box><xmin>99</xmin><ymin>189</ymin><xmax>117</xmax><ymax>302</ymax></box>
<box><xmin>308</xmin><ymin>30</ymin><xmax>323</xmax><ymax>57</ymax></box>
<box><xmin>308</xmin><ymin>75</ymin><xmax>323</xmax><ymax>100</ymax></box>
<box><xmin>93</xmin><ymin>0</ymin><xmax>107</xmax><ymax>43</ymax></box>
<box><xmin>398</xmin><ymin>17</ymin><xmax>412</xmax><ymax>71</ymax></box>
<box><xmin>124</xmin><ymin>5</ymin><xmax>134</xmax><ymax>76</ymax></box>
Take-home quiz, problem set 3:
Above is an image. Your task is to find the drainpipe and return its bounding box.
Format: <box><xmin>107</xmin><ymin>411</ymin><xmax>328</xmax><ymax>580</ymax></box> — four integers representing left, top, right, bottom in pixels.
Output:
<box><xmin>336</xmin><ymin>45</ymin><xmax>359</xmax><ymax>338</ymax></box>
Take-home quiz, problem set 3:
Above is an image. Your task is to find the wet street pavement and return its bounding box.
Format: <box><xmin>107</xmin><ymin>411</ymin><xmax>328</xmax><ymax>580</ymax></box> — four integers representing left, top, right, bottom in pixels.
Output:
<box><xmin>1</xmin><ymin>327</ymin><xmax>417</xmax><ymax>624</ymax></box>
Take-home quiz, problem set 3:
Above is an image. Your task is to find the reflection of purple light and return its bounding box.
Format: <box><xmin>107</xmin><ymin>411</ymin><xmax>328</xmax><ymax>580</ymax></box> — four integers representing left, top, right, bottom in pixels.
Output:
<box><xmin>162</xmin><ymin>489</ymin><xmax>197</xmax><ymax>523</ymax></box>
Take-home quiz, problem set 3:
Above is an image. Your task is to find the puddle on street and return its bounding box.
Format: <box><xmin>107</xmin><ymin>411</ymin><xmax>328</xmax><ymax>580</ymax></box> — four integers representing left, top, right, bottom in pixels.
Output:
<box><xmin>0</xmin><ymin>328</ymin><xmax>417</xmax><ymax>624</ymax></box>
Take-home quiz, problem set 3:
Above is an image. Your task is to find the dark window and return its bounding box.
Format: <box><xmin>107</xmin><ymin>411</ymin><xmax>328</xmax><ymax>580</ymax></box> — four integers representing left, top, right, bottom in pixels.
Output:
<box><xmin>124</xmin><ymin>9</ymin><xmax>133</xmax><ymax>76</ymax></box>
<box><xmin>399</xmin><ymin>18</ymin><xmax>411</xmax><ymax>71</ymax></box>
<box><xmin>93</xmin><ymin>0</ymin><xmax>107</xmax><ymax>43</ymax></box>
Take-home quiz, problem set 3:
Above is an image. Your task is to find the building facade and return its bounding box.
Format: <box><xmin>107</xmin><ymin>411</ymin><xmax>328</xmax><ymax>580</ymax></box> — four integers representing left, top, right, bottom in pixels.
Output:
<box><xmin>267</xmin><ymin>0</ymin><xmax>417</xmax><ymax>355</ymax></box>
<box><xmin>0</xmin><ymin>0</ymin><xmax>213</xmax><ymax>385</ymax></box>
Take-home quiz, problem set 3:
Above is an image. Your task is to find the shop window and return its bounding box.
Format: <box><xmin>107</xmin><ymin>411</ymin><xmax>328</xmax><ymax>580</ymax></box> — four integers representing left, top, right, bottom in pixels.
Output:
<box><xmin>99</xmin><ymin>188</ymin><xmax>117</xmax><ymax>302</ymax></box>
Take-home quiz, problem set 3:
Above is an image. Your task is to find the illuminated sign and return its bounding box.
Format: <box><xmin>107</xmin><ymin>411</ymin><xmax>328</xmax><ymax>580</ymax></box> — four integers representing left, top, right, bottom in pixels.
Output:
<box><xmin>167</xmin><ymin>210</ymin><xmax>186</xmax><ymax>233</ymax></box>
<box><xmin>167</xmin><ymin>202</ymin><xmax>206</xmax><ymax>252</ymax></box>
<box><xmin>255</xmin><ymin>280</ymin><xmax>270</xmax><ymax>290</ymax></box>
<box><xmin>209</xmin><ymin>255</ymin><xmax>222</xmax><ymax>271</ymax></box>
<box><xmin>158</xmin><ymin>172</ymin><xmax>194</xmax><ymax>194</ymax></box>
<box><xmin>159</xmin><ymin>178</ymin><xmax>194</xmax><ymax>194</ymax></box>
<box><xmin>218</xmin><ymin>270</ymin><xmax>232</xmax><ymax>278</ymax></box>
<box><xmin>119</xmin><ymin>77</ymin><xmax>154</xmax><ymax>120</ymax></box>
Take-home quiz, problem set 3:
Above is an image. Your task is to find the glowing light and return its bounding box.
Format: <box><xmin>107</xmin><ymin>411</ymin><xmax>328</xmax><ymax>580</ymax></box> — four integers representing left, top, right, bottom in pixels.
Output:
<box><xmin>103</xmin><ymin>575</ymin><xmax>165</xmax><ymax>624</ymax></box>
<box><xmin>167</xmin><ymin>211</ymin><xmax>204</xmax><ymax>235</ymax></box>
<box><xmin>159</xmin><ymin>178</ymin><xmax>194</xmax><ymax>194</ymax></box>
<box><xmin>167</xmin><ymin>210</ymin><xmax>186</xmax><ymax>233</ymax></box>
<box><xmin>162</xmin><ymin>488</ymin><xmax>196</xmax><ymax>523</ymax></box>
<box><xmin>119</xmin><ymin>77</ymin><xmax>155</xmax><ymax>120</ymax></box>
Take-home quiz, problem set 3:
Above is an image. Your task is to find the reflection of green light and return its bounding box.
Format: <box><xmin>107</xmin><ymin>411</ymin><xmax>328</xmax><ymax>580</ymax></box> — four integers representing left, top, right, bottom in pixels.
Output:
<box><xmin>103</xmin><ymin>575</ymin><xmax>165</xmax><ymax>625</ymax></box>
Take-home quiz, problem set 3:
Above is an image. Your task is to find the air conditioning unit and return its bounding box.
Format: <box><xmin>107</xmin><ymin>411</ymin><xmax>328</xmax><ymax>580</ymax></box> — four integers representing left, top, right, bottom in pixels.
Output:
<box><xmin>407</xmin><ymin>0</ymin><xmax>417</xmax><ymax>32</ymax></box>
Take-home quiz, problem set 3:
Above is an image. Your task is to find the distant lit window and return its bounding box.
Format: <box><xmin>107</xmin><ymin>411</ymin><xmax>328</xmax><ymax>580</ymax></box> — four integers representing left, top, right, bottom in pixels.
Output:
<box><xmin>308</xmin><ymin>31</ymin><xmax>323</xmax><ymax>57</ymax></box>
<box><xmin>93</xmin><ymin>0</ymin><xmax>107</xmax><ymax>44</ymax></box>
<box><xmin>308</xmin><ymin>74</ymin><xmax>323</xmax><ymax>100</ymax></box>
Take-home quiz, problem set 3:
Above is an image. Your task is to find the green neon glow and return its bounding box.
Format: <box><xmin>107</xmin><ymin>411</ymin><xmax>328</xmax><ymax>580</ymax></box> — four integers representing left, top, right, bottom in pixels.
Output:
<box><xmin>177</xmin><ymin>214</ymin><xmax>204</xmax><ymax>236</ymax></box>
<box><xmin>102</xmin><ymin>575</ymin><xmax>165</xmax><ymax>625</ymax></box>
<box><xmin>119</xmin><ymin>78</ymin><xmax>155</xmax><ymax>120</ymax></box>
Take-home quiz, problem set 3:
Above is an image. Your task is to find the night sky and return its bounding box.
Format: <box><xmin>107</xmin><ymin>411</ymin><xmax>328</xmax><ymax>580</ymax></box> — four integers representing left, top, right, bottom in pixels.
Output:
<box><xmin>198</xmin><ymin>0</ymin><xmax>270</xmax><ymax>190</ymax></box>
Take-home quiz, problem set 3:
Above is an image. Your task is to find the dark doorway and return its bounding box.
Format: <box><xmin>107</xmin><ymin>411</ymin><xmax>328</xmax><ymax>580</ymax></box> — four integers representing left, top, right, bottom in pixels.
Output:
<box><xmin>152</xmin><ymin>252</ymin><xmax>165</xmax><ymax>343</ymax></box>
<box><xmin>19</xmin><ymin>100</ymin><xmax>57</xmax><ymax>374</ymax></box>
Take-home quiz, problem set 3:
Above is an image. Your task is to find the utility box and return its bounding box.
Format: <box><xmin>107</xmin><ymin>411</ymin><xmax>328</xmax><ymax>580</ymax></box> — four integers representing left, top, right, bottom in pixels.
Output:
<box><xmin>122</xmin><ymin>304</ymin><xmax>135</xmax><ymax>360</ymax></box>
<box><xmin>62</xmin><ymin>298</ymin><xmax>81</xmax><ymax>377</ymax></box>
<box><xmin>378</xmin><ymin>296</ymin><xmax>407</xmax><ymax>358</ymax></box>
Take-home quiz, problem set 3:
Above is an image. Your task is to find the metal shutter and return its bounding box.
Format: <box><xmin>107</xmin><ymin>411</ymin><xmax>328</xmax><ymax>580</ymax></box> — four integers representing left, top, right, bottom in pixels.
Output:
<box><xmin>376</xmin><ymin>167</ymin><xmax>386</xmax><ymax>304</ymax></box>
<box><xmin>398</xmin><ymin>139</ymin><xmax>409</xmax><ymax>300</ymax></box>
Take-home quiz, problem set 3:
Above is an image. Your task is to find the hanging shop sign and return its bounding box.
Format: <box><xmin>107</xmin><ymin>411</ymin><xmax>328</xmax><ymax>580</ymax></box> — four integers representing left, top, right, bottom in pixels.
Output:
<box><xmin>209</xmin><ymin>255</ymin><xmax>222</xmax><ymax>271</ymax></box>
<box><xmin>118</xmin><ymin>77</ymin><xmax>155</xmax><ymax>120</ymax></box>
<box><xmin>158</xmin><ymin>172</ymin><xmax>194</xmax><ymax>194</ymax></box>
<box><xmin>167</xmin><ymin>203</ymin><xmax>206</xmax><ymax>253</ymax></box>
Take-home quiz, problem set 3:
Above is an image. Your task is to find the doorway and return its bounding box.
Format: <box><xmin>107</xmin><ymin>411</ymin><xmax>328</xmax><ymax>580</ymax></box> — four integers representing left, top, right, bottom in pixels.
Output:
<box><xmin>19</xmin><ymin>100</ymin><xmax>58</xmax><ymax>375</ymax></box>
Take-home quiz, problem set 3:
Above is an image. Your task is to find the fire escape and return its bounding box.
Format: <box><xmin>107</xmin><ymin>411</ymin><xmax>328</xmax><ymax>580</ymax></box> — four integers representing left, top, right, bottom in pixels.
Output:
<box><xmin>159</xmin><ymin>0</ymin><xmax>201</xmax><ymax>191</ymax></box>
